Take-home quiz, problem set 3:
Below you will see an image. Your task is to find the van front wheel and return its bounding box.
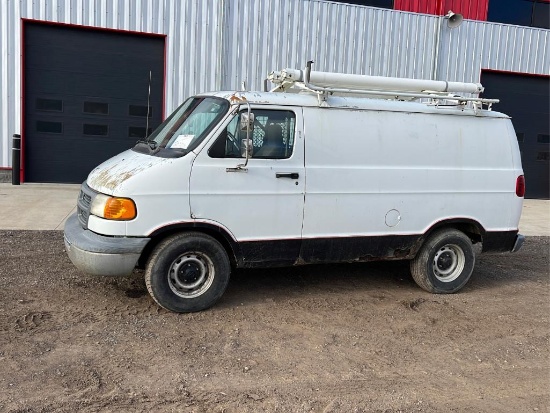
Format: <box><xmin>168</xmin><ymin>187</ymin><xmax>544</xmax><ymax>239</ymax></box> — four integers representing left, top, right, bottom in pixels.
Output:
<box><xmin>410</xmin><ymin>229</ymin><xmax>475</xmax><ymax>293</ymax></box>
<box><xmin>145</xmin><ymin>233</ymin><xmax>231</xmax><ymax>313</ymax></box>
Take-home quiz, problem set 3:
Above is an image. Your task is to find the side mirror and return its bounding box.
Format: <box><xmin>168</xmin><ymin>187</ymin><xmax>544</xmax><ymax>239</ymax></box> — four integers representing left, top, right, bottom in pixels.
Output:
<box><xmin>226</xmin><ymin>107</ymin><xmax>254</xmax><ymax>172</ymax></box>
<box><xmin>241</xmin><ymin>138</ymin><xmax>253</xmax><ymax>158</ymax></box>
<box><xmin>240</xmin><ymin>112</ymin><xmax>255</xmax><ymax>132</ymax></box>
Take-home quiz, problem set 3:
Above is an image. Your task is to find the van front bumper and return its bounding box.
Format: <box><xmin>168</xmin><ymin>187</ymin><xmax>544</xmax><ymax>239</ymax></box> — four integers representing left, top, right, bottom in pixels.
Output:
<box><xmin>64</xmin><ymin>213</ymin><xmax>150</xmax><ymax>276</ymax></box>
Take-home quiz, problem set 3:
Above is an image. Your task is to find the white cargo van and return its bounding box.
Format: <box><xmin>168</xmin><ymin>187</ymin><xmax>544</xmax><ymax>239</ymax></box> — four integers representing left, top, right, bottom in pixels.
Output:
<box><xmin>64</xmin><ymin>64</ymin><xmax>525</xmax><ymax>313</ymax></box>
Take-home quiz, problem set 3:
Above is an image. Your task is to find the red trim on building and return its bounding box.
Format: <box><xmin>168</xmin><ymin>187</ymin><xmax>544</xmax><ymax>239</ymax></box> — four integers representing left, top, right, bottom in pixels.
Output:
<box><xmin>394</xmin><ymin>0</ymin><xmax>489</xmax><ymax>21</ymax></box>
<box><xmin>20</xmin><ymin>19</ymin><xmax>167</xmax><ymax>183</ymax></box>
<box><xmin>20</xmin><ymin>20</ymin><xmax>25</xmax><ymax>183</ymax></box>
<box><xmin>0</xmin><ymin>167</ymin><xmax>12</xmax><ymax>170</ymax></box>
<box><xmin>21</xmin><ymin>18</ymin><xmax>167</xmax><ymax>38</ymax></box>
<box><xmin>163</xmin><ymin>36</ymin><xmax>167</xmax><ymax>120</ymax></box>
<box><xmin>482</xmin><ymin>69</ymin><xmax>550</xmax><ymax>79</ymax></box>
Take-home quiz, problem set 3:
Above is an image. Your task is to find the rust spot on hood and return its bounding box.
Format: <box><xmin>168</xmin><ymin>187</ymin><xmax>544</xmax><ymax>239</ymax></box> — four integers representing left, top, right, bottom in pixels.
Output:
<box><xmin>88</xmin><ymin>154</ymin><xmax>160</xmax><ymax>193</ymax></box>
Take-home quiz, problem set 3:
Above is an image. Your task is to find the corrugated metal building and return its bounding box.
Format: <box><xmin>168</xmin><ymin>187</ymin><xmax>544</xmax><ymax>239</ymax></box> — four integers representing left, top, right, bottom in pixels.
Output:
<box><xmin>0</xmin><ymin>0</ymin><xmax>548</xmax><ymax>196</ymax></box>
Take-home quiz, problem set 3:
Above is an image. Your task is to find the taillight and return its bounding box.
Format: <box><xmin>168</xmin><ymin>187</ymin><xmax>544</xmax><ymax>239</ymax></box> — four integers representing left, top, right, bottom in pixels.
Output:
<box><xmin>516</xmin><ymin>175</ymin><xmax>525</xmax><ymax>197</ymax></box>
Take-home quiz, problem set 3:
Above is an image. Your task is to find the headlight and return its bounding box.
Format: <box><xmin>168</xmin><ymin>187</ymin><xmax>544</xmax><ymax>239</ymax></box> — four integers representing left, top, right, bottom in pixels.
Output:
<box><xmin>90</xmin><ymin>194</ymin><xmax>137</xmax><ymax>220</ymax></box>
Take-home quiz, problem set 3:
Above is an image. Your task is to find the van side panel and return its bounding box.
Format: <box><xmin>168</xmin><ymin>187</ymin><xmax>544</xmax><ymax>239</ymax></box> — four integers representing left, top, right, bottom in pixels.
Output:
<box><xmin>301</xmin><ymin>107</ymin><xmax>518</xmax><ymax>261</ymax></box>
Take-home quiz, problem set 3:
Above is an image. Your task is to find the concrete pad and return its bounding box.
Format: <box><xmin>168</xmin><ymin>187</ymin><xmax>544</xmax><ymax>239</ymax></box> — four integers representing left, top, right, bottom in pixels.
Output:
<box><xmin>0</xmin><ymin>183</ymin><xmax>80</xmax><ymax>230</ymax></box>
<box><xmin>519</xmin><ymin>199</ymin><xmax>550</xmax><ymax>237</ymax></box>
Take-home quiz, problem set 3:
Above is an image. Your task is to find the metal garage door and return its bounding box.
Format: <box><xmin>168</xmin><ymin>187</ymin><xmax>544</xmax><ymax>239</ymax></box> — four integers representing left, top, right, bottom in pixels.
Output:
<box><xmin>24</xmin><ymin>22</ymin><xmax>165</xmax><ymax>183</ymax></box>
<box><xmin>481</xmin><ymin>71</ymin><xmax>549</xmax><ymax>199</ymax></box>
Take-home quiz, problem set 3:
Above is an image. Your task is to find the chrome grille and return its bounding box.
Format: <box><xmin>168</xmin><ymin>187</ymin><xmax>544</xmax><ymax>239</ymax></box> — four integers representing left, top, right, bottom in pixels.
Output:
<box><xmin>77</xmin><ymin>183</ymin><xmax>95</xmax><ymax>229</ymax></box>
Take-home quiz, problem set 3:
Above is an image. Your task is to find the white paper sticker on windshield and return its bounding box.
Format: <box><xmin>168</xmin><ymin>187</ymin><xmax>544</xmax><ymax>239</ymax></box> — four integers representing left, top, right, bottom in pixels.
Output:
<box><xmin>171</xmin><ymin>134</ymin><xmax>195</xmax><ymax>149</ymax></box>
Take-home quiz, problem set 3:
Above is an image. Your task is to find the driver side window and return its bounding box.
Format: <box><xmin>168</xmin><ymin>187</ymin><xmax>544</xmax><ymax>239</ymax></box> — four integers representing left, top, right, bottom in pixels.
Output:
<box><xmin>208</xmin><ymin>109</ymin><xmax>295</xmax><ymax>159</ymax></box>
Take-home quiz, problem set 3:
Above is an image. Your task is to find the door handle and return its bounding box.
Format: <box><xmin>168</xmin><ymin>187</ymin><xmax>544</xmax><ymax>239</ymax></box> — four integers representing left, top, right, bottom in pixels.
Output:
<box><xmin>276</xmin><ymin>172</ymin><xmax>299</xmax><ymax>179</ymax></box>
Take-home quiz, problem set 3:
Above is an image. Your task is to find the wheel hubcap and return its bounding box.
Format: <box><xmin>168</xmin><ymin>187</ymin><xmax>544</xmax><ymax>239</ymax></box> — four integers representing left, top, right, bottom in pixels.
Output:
<box><xmin>433</xmin><ymin>244</ymin><xmax>465</xmax><ymax>282</ymax></box>
<box><xmin>168</xmin><ymin>253</ymin><xmax>214</xmax><ymax>298</ymax></box>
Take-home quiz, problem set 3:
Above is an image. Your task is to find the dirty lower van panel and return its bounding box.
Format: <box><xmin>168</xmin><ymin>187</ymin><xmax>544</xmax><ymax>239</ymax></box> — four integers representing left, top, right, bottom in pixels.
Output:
<box><xmin>298</xmin><ymin>235</ymin><xmax>422</xmax><ymax>264</ymax></box>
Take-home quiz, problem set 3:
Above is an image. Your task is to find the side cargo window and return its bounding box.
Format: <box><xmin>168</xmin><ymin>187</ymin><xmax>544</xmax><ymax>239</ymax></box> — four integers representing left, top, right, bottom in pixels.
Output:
<box><xmin>209</xmin><ymin>110</ymin><xmax>295</xmax><ymax>159</ymax></box>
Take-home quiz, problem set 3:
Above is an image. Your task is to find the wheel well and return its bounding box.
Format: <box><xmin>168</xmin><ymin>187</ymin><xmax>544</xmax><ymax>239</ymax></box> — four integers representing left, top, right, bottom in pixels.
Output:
<box><xmin>137</xmin><ymin>225</ymin><xmax>239</xmax><ymax>270</ymax></box>
<box><xmin>425</xmin><ymin>219</ymin><xmax>485</xmax><ymax>244</ymax></box>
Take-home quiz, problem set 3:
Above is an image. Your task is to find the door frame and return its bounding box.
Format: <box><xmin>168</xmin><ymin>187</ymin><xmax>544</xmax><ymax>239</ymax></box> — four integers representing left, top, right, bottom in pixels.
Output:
<box><xmin>189</xmin><ymin>104</ymin><xmax>306</xmax><ymax>266</ymax></box>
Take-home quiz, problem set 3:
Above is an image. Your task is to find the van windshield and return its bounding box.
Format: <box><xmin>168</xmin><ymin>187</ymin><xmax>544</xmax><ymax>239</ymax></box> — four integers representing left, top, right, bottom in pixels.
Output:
<box><xmin>134</xmin><ymin>96</ymin><xmax>230</xmax><ymax>156</ymax></box>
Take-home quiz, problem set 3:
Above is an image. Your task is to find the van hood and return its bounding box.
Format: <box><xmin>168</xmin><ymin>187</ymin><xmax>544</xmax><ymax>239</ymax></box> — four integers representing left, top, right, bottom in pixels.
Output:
<box><xmin>87</xmin><ymin>150</ymin><xmax>170</xmax><ymax>195</ymax></box>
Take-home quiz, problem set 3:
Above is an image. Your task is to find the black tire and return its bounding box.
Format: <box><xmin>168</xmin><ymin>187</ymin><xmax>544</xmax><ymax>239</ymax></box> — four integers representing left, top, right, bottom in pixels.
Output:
<box><xmin>145</xmin><ymin>232</ymin><xmax>231</xmax><ymax>313</ymax></box>
<box><xmin>410</xmin><ymin>228</ymin><xmax>475</xmax><ymax>294</ymax></box>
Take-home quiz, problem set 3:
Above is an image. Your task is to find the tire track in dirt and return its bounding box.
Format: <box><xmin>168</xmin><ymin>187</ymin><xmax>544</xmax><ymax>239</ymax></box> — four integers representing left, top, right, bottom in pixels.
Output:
<box><xmin>14</xmin><ymin>311</ymin><xmax>52</xmax><ymax>332</ymax></box>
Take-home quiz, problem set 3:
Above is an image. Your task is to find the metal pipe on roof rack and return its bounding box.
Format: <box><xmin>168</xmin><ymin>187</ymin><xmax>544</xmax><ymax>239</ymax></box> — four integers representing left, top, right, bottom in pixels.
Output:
<box><xmin>290</xmin><ymin>65</ymin><xmax>484</xmax><ymax>94</ymax></box>
<box><xmin>302</xmin><ymin>61</ymin><xmax>498</xmax><ymax>105</ymax></box>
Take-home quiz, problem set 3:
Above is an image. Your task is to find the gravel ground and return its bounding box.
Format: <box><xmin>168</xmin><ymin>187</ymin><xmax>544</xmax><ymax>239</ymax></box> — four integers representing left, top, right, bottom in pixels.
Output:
<box><xmin>0</xmin><ymin>231</ymin><xmax>548</xmax><ymax>412</ymax></box>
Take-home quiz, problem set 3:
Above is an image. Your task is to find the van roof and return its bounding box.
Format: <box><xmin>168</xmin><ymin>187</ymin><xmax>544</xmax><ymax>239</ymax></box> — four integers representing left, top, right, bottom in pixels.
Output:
<box><xmin>199</xmin><ymin>90</ymin><xmax>510</xmax><ymax>119</ymax></box>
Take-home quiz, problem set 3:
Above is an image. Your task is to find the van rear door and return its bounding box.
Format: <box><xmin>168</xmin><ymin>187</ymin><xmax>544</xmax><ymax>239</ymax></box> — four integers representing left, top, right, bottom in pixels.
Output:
<box><xmin>189</xmin><ymin>106</ymin><xmax>305</xmax><ymax>266</ymax></box>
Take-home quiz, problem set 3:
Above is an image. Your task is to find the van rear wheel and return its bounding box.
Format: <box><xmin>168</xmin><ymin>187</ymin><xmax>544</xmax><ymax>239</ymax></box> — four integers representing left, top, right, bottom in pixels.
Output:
<box><xmin>410</xmin><ymin>229</ymin><xmax>475</xmax><ymax>293</ymax></box>
<box><xmin>145</xmin><ymin>232</ymin><xmax>231</xmax><ymax>313</ymax></box>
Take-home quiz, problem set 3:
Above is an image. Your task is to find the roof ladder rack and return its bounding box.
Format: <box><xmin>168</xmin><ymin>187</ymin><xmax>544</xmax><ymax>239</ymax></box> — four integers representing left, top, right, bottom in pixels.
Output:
<box><xmin>267</xmin><ymin>61</ymin><xmax>499</xmax><ymax>110</ymax></box>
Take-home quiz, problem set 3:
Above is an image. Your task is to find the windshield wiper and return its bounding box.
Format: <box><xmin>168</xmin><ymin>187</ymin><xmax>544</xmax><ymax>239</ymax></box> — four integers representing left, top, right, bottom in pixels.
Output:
<box><xmin>135</xmin><ymin>139</ymin><xmax>158</xmax><ymax>151</ymax></box>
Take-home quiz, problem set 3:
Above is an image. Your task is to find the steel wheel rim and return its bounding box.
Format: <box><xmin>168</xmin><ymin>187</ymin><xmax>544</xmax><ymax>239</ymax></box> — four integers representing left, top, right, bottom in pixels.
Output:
<box><xmin>433</xmin><ymin>244</ymin><xmax>465</xmax><ymax>282</ymax></box>
<box><xmin>168</xmin><ymin>252</ymin><xmax>215</xmax><ymax>298</ymax></box>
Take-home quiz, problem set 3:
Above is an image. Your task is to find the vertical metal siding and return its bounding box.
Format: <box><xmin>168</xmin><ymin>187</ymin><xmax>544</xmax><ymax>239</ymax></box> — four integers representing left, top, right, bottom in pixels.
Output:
<box><xmin>0</xmin><ymin>0</ymin><xmax>223</xmax><ymax>168</ymax></box>
<box><xmin>0</xmin><ymin>0</ymin><xmax>21</xmax><ymax>168</ymax></box>
<box><xmin>438</xmin><ymin>19</ymin><xmax>550</xmax><ymax>84</ymax></box>
<box><xmin>221</xmin><ymin>0</ymin><xmax>438</xmax><ymax>91</ymax></box>
<box><xmin>0</xmin><ymin>0</ymin><xmax>548</xmax><ymax>169</ymax></box>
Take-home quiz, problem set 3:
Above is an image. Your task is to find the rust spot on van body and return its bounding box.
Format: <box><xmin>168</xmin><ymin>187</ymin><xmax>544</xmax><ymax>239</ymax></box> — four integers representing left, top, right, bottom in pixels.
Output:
<box><xmin>89</xmin><ymin>161</ymin><xmax>156</xmax><ymax>192</ymax></box>
<box><xmin>228</xmin><ymin>93</ymin><xmax>248</xmax><ymax>104</ymax></box>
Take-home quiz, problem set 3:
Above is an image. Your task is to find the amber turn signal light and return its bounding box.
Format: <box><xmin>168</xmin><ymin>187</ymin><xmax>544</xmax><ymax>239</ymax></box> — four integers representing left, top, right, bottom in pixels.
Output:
<box><xmin>103</xmin><ymin>197</ymin><xmax>137</xmax><ymax>220</ymax></box>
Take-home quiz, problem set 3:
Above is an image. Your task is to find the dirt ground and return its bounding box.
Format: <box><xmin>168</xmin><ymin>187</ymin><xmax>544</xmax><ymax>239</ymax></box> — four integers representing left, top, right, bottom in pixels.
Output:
<box><xmin>0</xmin><ymin>231</ymin><xmax>548</xmax><ymax>412</ymax></box>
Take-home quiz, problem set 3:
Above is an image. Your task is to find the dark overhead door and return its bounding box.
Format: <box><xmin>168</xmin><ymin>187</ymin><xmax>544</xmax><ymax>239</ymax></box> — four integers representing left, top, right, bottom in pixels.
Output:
<box><xmin>481</xmin><ymin>71</ymin><xmax>549</xmax><ymax>199</ymax></box>
<box><xmin>24</xmin><ymin>22</ymin><xmax>165</xmax><ymax>183</ymax></box>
